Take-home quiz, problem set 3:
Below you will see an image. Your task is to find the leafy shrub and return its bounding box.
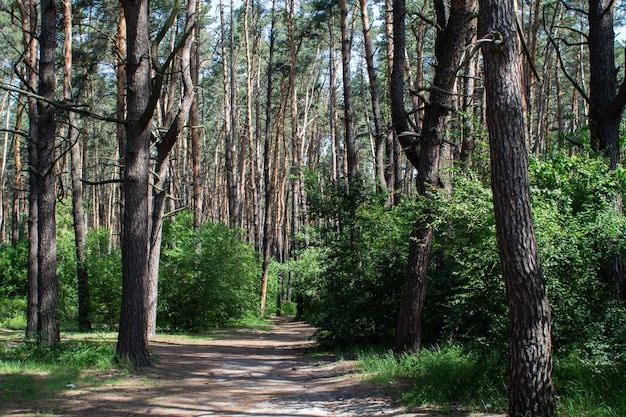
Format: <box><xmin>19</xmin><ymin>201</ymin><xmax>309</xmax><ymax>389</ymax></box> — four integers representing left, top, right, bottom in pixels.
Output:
<box><xmin>158</xmin><ymin>213</ymin><xmax>261</xmax><ymax>331</ymax></box>
<box><xmin>0</xmin><ymin>298</ymin><xmax>27</xmax><ymax>329</ymax></box>
<box><xmin>305</xmin><ymin>178</ymin><xmax>412</xmax><ymax>348</ymax></box>
<box><xmin>86</xmin><ymin>229</ymin><xmax>122</xmax><ymax>328</ymax></box>
<box><xmin>0</xmin><ymin>240</ymin><xmax>28</xmax><ymax>299</ymax></box>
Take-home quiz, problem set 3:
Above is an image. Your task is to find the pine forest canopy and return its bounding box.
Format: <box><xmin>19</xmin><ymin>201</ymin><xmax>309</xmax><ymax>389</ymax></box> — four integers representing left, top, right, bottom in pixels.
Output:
<box><xmin>0</xmin><ymin>0</ymin><xmax>625</xmax><ymax>415</ymax></box>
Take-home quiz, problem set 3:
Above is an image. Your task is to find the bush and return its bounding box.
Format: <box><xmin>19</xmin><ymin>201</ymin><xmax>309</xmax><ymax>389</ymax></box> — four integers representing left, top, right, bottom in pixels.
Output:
<box><xmin>158</xmin><ymin>213</ymin><xmax>261</xmax><ymax>331</ymax></box>
<box><xmin>305</xmin><ymin>178</ymin><xmax>412</xmax><ymax>348</ymax></box>
<box><xmin>0</xmin><ymin>298</ymin><xmax>27</xmax><ymax>329</ymax></box>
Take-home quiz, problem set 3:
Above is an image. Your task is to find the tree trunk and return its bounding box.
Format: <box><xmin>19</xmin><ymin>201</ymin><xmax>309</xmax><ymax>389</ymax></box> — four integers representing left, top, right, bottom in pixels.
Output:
<box><xmin>358</xmin><ymin>0</ymin><xmax>386</xmax><ymax>192</ymax></box>
<box><xmin>588</xmin><ymin>0</ymin><xmax>623</xmax><ymax>170</ymax></box>
<box><xmin>64</xmin><ymin>0</ymin><xmax>91</xmax><ymax>332</ymax></box>
<box><xmin>479</xmin><ymin>0</ymin><xmax>556</xmax><ymax>414</ymax></box>
<box><xmin>17</xmin><ymin>0</ymin><xmax>39</xmax><ymax>339</ymax></box>
<box><xmin>117</xmin><ymin>0</ymin><xmax>152</xmax><ymax>367</ymax></box>
<box><xmin>37</xmin><ymin>0</ymin><xmax>60</xmax><ymax>348</ymax></box>
<box><xmin>339</xmin><ymin>0</ymin><xmax>358</xmax><ymax>185</ymax></box>
<box><xmin>260</xmin><ymin>0</ymin><xmax>277</xmax><ymax>317</ymax></box>
<box><xmin>392</xmin><ymin>0</ymin><xmax>475</xmax><ymax>353</ymax></box>
<box><xmin>146</xmin><ymin>0</ymin><xmax>197</xmax><ymax>339</ymax></box>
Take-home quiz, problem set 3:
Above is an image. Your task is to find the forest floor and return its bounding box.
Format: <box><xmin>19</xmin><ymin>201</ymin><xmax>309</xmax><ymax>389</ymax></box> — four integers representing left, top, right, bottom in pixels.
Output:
<box><xmin>3</xmin><ymin>317</ymin><xmax>506</xmax><ymax>417</ymax></box>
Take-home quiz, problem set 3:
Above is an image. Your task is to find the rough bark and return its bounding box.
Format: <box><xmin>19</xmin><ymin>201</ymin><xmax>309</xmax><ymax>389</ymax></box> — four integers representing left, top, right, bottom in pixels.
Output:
<box><xmin>37</xmin><ymin>0</ymin><xmax>60</xmax><ymax>348</ymax></box>
<box><xmin>117</xmin><ymin>0</ymin><xmax>152</xmax><ymax>367</ymax></box>
<box><xmin>392</xmin><ymin>0</ymin><xmax>475</xmax><ymax>353</ymax></box>
<box><xmin>479</xmin><ymin>0</ymin><xmax>556</xmax><ymax>414</ymax></box>
<box><xmin>588</xmin><ymin>0</ymin><xmax>623</xmax><ymax>170</ymax></box>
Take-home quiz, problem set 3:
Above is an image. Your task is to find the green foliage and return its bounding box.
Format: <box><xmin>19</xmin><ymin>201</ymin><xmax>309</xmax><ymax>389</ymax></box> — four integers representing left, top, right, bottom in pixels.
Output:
<box><xmin>0</xmin><ymin>240</ymin><xmax>28</xmax><ymax>299</ymax></box>
<box><xmin>86</xmin><ymin>229</ymin><xmax>122</xmax><ymax>328</ymax></box>
<box><xmin>424</xmin><ymin>173</ymin><xmax>506</xmax><ymax>353</ymax></box>
<box><xmin>158</xmin><ymin>212</ymin><xmax>261</xmax><ymax>331</ymax></box>
<box><xmin>0</xmin><ymin>298</ymin><xmax>26</xmax><ymax>329</ymax></box>
<box><xmin>305</xmin><ymin>177</ymin><xmax>413</xmax><ymax>348</ymax></box>
<box><xmin>555</xmin><ymin>357</ymin><xmax>626</xmax><ymax>417</ymax></box>
<box><xmin>530</xmin><ymin>151</ymin><xmax>626</xmax><ymax>360</ymax></box>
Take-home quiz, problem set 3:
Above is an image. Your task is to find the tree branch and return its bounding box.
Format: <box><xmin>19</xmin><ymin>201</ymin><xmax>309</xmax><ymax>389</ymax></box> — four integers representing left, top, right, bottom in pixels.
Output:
<box><xmin>0</xmin><ymin>82</ymin><xmax>124</xmax><ymax>123</ymax></box>
<box><xmin>549</xmin><ymin>36</ymin><xmax>591</xmax><ymax>105</ymax></box>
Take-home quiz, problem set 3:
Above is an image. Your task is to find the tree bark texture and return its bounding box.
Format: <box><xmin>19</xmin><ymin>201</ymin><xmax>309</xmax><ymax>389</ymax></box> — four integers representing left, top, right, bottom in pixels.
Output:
<box><xmin>393</xmin><ymin>0</ymin><xmax>475</xmax><ymax>353</ymax></box>
<box><xmin>588</xmin><ymin>0</ymin><xmax>623</xmax><ymax>170</ymax></box>
<box><xmin>479</xmin><ymin>0</ymin><xmax>556</xmax><ymax>414</ymax></box>
<box><xmin>36</xmin><ymin>0</ymin><xmax>60</xmax><ymax>348</ymax></box>
<box><xmin>117</xmin><ymin>0</ymin><xmax>152</xmax><ymax>367</ymax></box>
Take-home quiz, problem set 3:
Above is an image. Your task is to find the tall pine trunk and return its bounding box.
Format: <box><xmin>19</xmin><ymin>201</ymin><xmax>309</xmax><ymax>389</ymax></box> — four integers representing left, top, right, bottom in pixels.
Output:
<box><xmin>117</xmin><ymin>0</ymin><xmax>152</xmax><ymax>367</ymax></box>
<box><xmin>479</xmin><ymin>0</ymin><xmax>556</xmax><ymax>414</ymax></box>
<box><xmin>37</xmin><ymin>0</ymin><xmax>60</xmax><ymax>347</ymax></box>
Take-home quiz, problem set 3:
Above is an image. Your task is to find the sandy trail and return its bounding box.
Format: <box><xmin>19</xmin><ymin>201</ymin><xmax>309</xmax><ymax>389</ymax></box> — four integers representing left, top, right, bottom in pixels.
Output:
<box><xmin>3</xmin><ymin>318</ymin><xmax>503</xmax><ymax>416</ymax></box>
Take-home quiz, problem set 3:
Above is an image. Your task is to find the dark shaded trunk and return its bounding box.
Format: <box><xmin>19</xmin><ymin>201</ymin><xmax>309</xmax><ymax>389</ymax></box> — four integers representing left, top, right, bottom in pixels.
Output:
<box><xmin>588</xmin><ymin>0</ymin><xmax>623</xmax><ymax>170</ymax></box>
<box><xmin>479</xmin><ymin>0</ymin><xmax>556</xmax><ymax>414</ymax></box>
<box><xmin>392</xmin><ymin>0</ymin><xmax>475</xmax><ymax>353</ymax></box>
<box><xmin>37</xmin><ymin>0</ymin><xmax>60</xmax><ymax>347</ymax></box>
<box><xmin>117</xmin><ymin>0</ymin><xmax>152</xmax><ymax>367</ymax></box>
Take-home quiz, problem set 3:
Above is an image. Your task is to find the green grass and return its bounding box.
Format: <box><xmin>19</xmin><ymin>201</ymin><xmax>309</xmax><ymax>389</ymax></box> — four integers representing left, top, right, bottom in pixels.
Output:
<box><xmin>0</xmin><ymin>332</ymin><xmax>120</xmax><ymax>411</ymax></box>
<box><xmin>357</xmin><ymin>345</ymin><xmax>626</xmax><ymax>416</ymax></box>
<box><xmin>358</xmin><ymin>344</ymin><xmax>507</xmax><ymax>414</ymax></box>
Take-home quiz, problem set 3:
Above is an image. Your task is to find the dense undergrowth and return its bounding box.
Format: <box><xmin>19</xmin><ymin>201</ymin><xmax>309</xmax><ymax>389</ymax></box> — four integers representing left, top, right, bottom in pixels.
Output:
<box><xmin>357</xmin><ymin>345</ymin><xmax>626</xmax><ymax>417</ymax></box>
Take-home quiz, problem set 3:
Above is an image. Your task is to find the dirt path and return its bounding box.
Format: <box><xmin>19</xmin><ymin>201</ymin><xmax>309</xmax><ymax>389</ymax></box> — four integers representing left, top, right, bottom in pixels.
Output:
<box><xmin>6</xmin><ymin>318</ymin><xmax>503</xmax><ymax>416</ymax></box>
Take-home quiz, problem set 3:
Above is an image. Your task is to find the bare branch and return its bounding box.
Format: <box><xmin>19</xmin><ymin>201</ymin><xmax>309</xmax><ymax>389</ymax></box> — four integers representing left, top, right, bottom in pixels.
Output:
<box><xmin>81</xmin><ymin>177</ymin><xmax>123</xmax><ymax>186</ymax></box>
<box><xmin>549</xmin><ymin>36</ymin><xmax>591</xmax><ymax>105</ymax></box>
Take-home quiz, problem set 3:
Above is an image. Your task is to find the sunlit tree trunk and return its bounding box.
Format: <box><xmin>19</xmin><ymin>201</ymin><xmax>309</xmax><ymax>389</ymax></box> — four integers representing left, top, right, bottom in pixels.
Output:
<box><xmin>339</xmin><ymin>0</ymin><xmax>358</xmax><ymax>185</ymax></box>
<box><xmin>146</xmin><ymin>0</ymin><xmax>197</xmax><ymax>339</ymax></box>
<box><xmin>17</xmin><ymin>0</ymin><xmax>39</xmax><ymax>339</ymax></box>
<box><xmin>63</xmin><ymin>0</ymin><xmax>91</xmax><ymax>331</ymax></box>
<box><xmin>480</xmin><ymin>0</ymin><xmax>556</xmax><ymax>414</ymax></box>
<box><xmin>260</xmin><ymin>0</ymin><xmax>277</xmax><ymax>317</ymax></box>
<box><xmin>359</xmin><ymin>0</ymin><xmax>386</xmax><ymax>192</ymax></box>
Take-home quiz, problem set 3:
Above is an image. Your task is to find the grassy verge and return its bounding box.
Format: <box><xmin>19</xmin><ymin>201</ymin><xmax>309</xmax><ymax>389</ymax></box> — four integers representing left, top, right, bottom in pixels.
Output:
<box><xmin>357</xmin><ymin>344</ymin><xmax>626</xmax><ymax>416</ymax></box>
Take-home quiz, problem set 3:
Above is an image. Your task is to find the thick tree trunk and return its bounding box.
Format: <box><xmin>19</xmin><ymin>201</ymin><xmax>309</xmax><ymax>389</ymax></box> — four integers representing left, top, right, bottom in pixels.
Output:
<box><xmin>64</xmin><ymin>0</ymin><xmax>91</xmax><ymax>332</ymax></box>
<box><xmin>393</xmin><ymin>0</ymin><xmax>475</xmax><ymax>353</ymax></box>
<box><xmin>37</xmin><ymin>0</ymin><xmax>60</xmax><ymax>348</ymax></box>
<box><xmin>588</xmin><ymin>0</ymin><xmax>623</xmax><ymax>170</ymax></box>
<box><xmin>117</xmin><ymin>0</ymin><xmax>152</xmax><ymax>367</ymax></box>
<box><xmin>479</xmin><ymin>0</ymin><xmax>556</xmax><ymax>414</ymax></box>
